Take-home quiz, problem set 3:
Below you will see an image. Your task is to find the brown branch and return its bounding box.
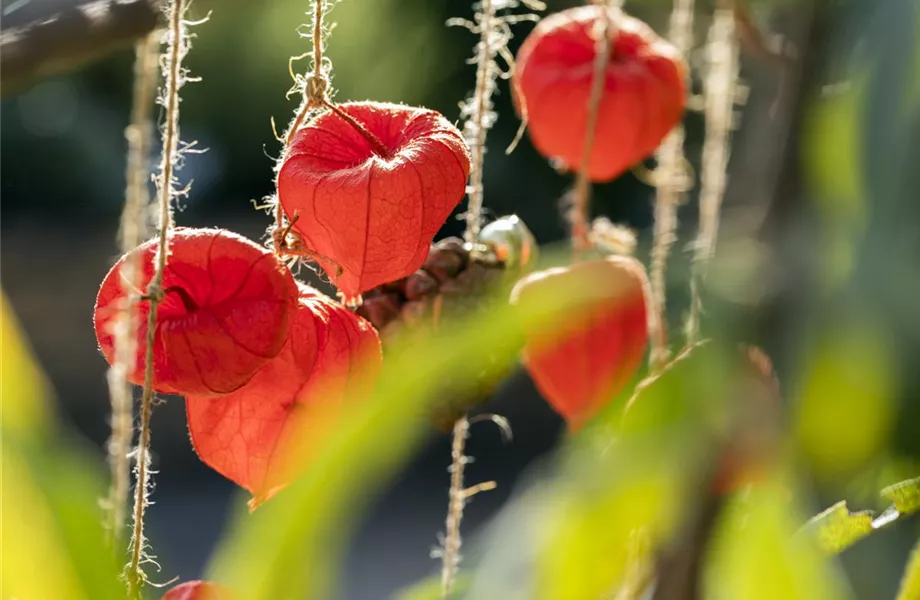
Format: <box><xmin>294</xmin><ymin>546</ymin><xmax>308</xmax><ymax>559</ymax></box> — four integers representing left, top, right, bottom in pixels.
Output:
<box><xmin>1</xmin><ymin>0</ymin><xmax>160</xmax><ymax>96</ymax></box>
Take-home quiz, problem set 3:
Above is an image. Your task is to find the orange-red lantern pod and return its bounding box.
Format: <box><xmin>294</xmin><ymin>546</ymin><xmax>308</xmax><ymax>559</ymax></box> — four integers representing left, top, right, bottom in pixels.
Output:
<box><xmin>510</xmin><ymin>256</ymin><xmax>651</xmax><ymax>428</ymax></box>
<box><xmin>93</xmin><ymin>228</ymin><xmax>299</xmax><ymax>396</ymax></box>
<box><xmin>186</xmin><ymin>284</ymin><xmax>382</xmax><ymax>509</ymax></box>
<box><xmin>277</xmin><ymin>101</ymin><xmax>471</xmax><ymax>300</ymax></box>
<box><xmin>512</xmin><ymin>6</ymin><xmax>687</xmax><ymax>182</ymax></box>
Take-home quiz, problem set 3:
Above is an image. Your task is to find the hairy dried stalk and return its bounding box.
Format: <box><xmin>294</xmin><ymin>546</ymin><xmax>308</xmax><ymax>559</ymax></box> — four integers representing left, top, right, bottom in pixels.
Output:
<box><xmin>451</xmin><ymin>0</ymin><xmax>543</xmax><ymax>242</ymax></box>
<box><xmin>648</xmin><ymin>0</ymin><xmax>695</xmax><ymax>370</ymax></box>
<box><xmin>103</xmin><ymin>31</ymin><xmax>159</xmax><ymax>550</ymax></box>
<box><xmin>441</xmin><ymin>417</ymin><xmax>471</xmax><ymax>598</ymax></box>
<box><xmin>685</xmin><ymin>7</ymin><xmax>739</xmax><ymax>343</ymax></box>
<box><xmin>435</xmin><ymin>4</ymin><xmax>539</xmax><ymax>595</ymax></box>
<box><xmin>437</xmin><ymin>416</ymin><xmax>507</xmax><ymax>599</ymax></box>
<box><xmin>570</xmin><ymin>0</ymin><xmax>622</xmax><ymax>252</ymax></box>
<box><xmin>127</xmin><ymin>0</ymin><xmax>195</xmax><ymax>593</ymax></box>
<box><xmin>273</xmin><ymin>0</ymin><xmax>331</xmax><ymax>239</ymax></box>
<box><xmin>463</xmin><ymin>0</ymin><xmax>494</xmax><ymax>242</ymax></box>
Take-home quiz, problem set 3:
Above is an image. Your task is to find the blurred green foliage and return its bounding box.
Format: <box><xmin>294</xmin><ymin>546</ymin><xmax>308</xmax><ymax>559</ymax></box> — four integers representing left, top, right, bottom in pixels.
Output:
<box><xmin>3</xmin><ymin>0</ymin><xmax>920</xmax><ymax>599</ymax></box>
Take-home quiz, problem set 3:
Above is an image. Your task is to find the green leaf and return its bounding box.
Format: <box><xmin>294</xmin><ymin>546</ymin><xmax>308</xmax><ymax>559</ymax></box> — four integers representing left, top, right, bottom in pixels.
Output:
<box><xmin>395</xmin><ymin>573</ymin><xmax>470</xmax><ymax>600</ymax></box>
<box><xmin>458</xmin><ymin>342</ymin><xmax>749</xmax><ymax>600</ymax></box>
<box><xmin>801</xmin><ymin>476</ymin><xmax>920</xmax><ymax>555</ymax></box>
<box><xmin>0</xmin><ymin>293</ymin><xmax>123</xmax><ymax>600</ymax></box>
<box><xmin>881</xmin><ymin>477</ymin><xmax>920</xmax><ymax>515</ymax></box>
<box><xmin>707</xmin><ymin>482</ymin><xmax>853</xmax><ymax>600</ymax></box>
<box><xmin>207</xmin><ymin>245</ymin><xmax>634</xmax><ymax>600</ymax></box>
<box><xmin>801</xmin><ymin>501</ymin><xmax>875</xmax><ymax>555</ymax></box>
<box><xmin>896</xmin><ymin>537</ymin><xmax>920</xmax><ymax>600</ymax></box>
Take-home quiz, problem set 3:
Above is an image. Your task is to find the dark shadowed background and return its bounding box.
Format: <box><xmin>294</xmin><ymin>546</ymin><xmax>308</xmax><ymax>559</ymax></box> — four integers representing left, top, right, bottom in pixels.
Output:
<box><xmin>2</xmin><ymin>0</ymin><xmax>920</xmax><ymax>598</ymax></box>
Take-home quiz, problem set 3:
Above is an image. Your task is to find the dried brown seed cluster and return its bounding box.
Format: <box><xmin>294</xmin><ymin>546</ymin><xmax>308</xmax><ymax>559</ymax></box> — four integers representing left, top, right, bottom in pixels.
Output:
<box><xmin>357</xmin><ymin>237</ymin><xmax>505</xmax><ymax>340</ymax></box>
<box><xmin>356</xmin><ymin>238</ymin><xmax>508</xmax><ymax>431</ymax></box>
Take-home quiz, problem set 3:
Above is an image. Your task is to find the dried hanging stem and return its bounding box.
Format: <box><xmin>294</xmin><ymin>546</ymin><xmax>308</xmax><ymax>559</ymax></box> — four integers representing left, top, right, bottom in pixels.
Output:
<box><xmin>450</xmin><ymin>0</ymin><xmax>543</xmax><ymax>243</ymax></box>
<box><xmin>685</xmin><ymin>6</ymin><xmax>739</xmax><ymax>343</ymax></box>
<box><xmin>436</xmin><ymin>4</ymin><xmax>540</xmax><ymax>595</ymax></box>
<box><xmin>460</xmin><ymin>0</ymin><xmax>495</xmax><ymax>243</ymax></box>
<box><xmin>126</xmin><ymin>0</ymin><xmax>198</xmax><ymax>593</ymax></box>
<box><xmin>440</xmin><ymin>417</ymin><xmax>471</xmax><ymax>598</ymax></box>
<box><xmin>648</xmin><ymin>0</ymin><xmax>695</xmax><ymax>370</ymax></box>
<box><xmin>436</xmin><ymin>415</ymin><xmax>509</xmax><ymax>599</ymax></box>
<box><xmin>570</xmin><ymin>0</ymin><xmax>621</xmax><ymax>253</ymax></box>
<box><xmin>272</xmin><ymin>0</ymin><xmax>332</xmax><ymax>253</ymax></box>
<box><xmin>103</xmin><ymin>30</ymin><xmax>159</xmax><ymax>549</ymax></box>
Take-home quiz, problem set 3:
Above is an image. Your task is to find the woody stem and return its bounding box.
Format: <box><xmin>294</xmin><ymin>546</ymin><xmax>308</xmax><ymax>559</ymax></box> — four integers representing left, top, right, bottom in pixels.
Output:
<box><xmin>323</xmin><ymin>100</ymin><xmax>394</xmax><ymax>160</ymax></box>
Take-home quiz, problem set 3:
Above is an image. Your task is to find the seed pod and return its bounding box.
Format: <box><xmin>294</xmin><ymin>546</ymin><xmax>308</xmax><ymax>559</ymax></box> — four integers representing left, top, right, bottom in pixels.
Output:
<box><xmin>510</xmin><ymin>256</ymin><xmax>651</xmax><ymax>428</ymax></box>
<box><xmin>278</xmin><ymin>101</ymin><xmax>471</xmax><ymax>299</ymax></box>
<box><xmin>93</xmin><ymin>228</ymin><xmax>298</xmax><ymax>397</ymax></box>
<box><xmin>354</xmin><ymin>216</ymin><xmax>538</xmax><ymax>431</ymax></box>
<box><xmin>358</xmin><ymin>292</ymin><xmax>402</xmax><ymax>330</ymax></box>
<box><xmin>423</xmin><ymin>239</ymin><xmax>467</xmax><ymax>284</ymax></box>
<box><xmin>405</xmin><ymin>269</ymin><xmax>440</xmax><ymax>301</ymax></box>
<box><xmin>513</xmin><ymin>6</ymin><xmax>686</xmax><ymax>182</ymax></box>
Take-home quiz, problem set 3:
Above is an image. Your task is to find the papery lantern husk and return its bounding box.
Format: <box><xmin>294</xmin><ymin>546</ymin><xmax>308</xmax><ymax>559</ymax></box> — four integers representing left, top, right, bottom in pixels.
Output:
<box><xmin>512</xmin><ymin>6</ymin><xmax>687</xmax><ymax>182</ymax></box>
<box><xmin>510</xmin><ymin>256</ymin><xmax>651</xmax><ymax>429</ymax></box>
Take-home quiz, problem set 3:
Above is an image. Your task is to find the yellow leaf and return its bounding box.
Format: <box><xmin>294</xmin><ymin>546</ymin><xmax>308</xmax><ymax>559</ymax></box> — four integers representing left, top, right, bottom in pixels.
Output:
<box><xmin>0</xmin><ymin>291</ymin><xmax>53</xmax><ymax>436</ymax></box>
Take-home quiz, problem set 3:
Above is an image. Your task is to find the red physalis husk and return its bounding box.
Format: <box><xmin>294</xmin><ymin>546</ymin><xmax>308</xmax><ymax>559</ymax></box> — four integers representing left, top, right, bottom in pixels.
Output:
<box><xmin>161</xmin><ymin>581</ymin><xmax>233</xmax><ymax>600</ymax></box>
<box><xmin>93</xmin><ymin>227</ymin><xmax>298</xmax><ymax>396</ymax></box>
<box><xmin>186</xmin><ymin>284</ymin><xmax>382</xmax><ymax>510</ymax></box>
<box><xmin>513</xmin><ymin>6</ymin><xmax>686</xmax><ymax>182</ymax></box>
<box><xmin>510</xmin><ymin>256</ymin><xmax>650</xmax><ymax>429</ymax></box>
<box><xmin>277</xmin><ymin>101</ymin><xmax>471</xmax><ymax>300</ymax></box>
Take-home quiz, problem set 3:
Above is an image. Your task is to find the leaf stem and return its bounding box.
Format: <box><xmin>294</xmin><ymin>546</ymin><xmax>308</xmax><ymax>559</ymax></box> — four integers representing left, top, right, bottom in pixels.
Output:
<box><xmin>126</xmin><ymin>0</ymin><xmax>188</xmax><ymax>593</ymax></box>
<box><xmin>104</xmin><ymin>30</ymin><xmax>158</xmax><ymax>550</ymax></box>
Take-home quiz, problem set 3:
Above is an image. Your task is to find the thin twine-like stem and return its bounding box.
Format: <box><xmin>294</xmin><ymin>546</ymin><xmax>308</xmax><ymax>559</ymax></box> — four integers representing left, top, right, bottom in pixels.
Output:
<box><xmin>441</xmin><ymin>416</ymin><xmax>470</xmax><ymax>599</ymax></box>
<box><xmin>686</xmin><ymin>6</ymin><xmax>738</xmax><ymax>343</ymax></box>
<box><xmin>104</xmin><ymin>30</ymin><xmax>159</xmax><ymax>550</ymax></box>
<box><xmin>275</xmin><ymin>0</ymin><xmax>329</xmax><ymax>236</ymax></box>
<box><xmin>648</xmin><ymin>0</ymin><xmax>695</xmax><ymax>370</ymax></box>
<box><xmin>126</xmin><ymin>0</ymin><xmax>187</xmax><ymax>594</ymax></box>
<box><xmin>570</xmin><ymin>0</ymin><xmax>620</xmax><ymax>254</ymax></box>
<box><xmin>463</xmin><ymin>0</ymin><xmax>494</xmax><ymax>243</ymax></box>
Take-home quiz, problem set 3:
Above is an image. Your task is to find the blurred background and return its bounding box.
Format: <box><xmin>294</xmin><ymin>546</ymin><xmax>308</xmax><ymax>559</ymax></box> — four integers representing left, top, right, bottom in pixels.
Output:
<box><xmin>2</xmin><ymin>0</ymin><xmax>919</xmax><ymax>598</ymax></box>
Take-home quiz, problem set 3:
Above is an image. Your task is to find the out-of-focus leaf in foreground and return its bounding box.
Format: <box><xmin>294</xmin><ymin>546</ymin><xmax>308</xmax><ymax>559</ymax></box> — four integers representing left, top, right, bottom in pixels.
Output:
<box><xmin>206</xmin><ymin>245</ymin><xmax>636</xmax><ymax>600</ymax></box>
<box><xmin>801</xmin><ymin>502</ymin><xmax>875</xmax><ymax>555</ymax></box>
<box><xmin>881</xmin><ymin>476</ymin><xmax>920</xmax><ymax>515</ymax></box>
<box><xmin>0</xmin><ymin>293</ymin><xmax>123</xmax><ymax>600</ymax></box>
<box><xmin>895</xmin><ymin>537</ymin><xmax>920</xmax><ymax>600</ymax></box>
<box><xmin>395</xmin><ymin>572</ymin><xmax>471</xmax><ymax>600</ymax></box>
<box><xmin>801</xmin><ymin>476</ymin><xmax>920</xmax><ymax>556</ymax></box>
<box><xmin>706</xmin><ymin>480</ymin><xmax>854</xmax><ymax>600</ymax></box>
<box><xmin>1</xmin><ymin>291</ymin><xmax>53</xmax><ymax>436</ymax></box>
<box><xmin>795</xmin><ymin>321</ymin><xmax>895</xmax><ymax>483</ymax></box>
<box><xmin>457</xmin><ymin>341</ymin><xmax>754</xmax><ymax>600</ymax></box>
